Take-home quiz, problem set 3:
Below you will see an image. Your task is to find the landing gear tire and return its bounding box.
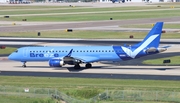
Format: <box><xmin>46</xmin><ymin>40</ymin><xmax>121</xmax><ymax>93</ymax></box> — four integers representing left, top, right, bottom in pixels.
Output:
<box><xmin>74</xmin><ymin>64</ymin><xmax>80</xmax><ymax>69</ymax></box>
<box><xmin>85</xmin><ymin>63</ymin><xmax>92</xmax><ymax>68</ymax></box>
<box><xmin>22</xmin><ymin>62</ymin><xmax>26</xmax><ymax>68</ymax></box>
<box><xmin>22</xmin><ymin>65</ymin><xmax>26</xmax><ymax>68</ymax></box>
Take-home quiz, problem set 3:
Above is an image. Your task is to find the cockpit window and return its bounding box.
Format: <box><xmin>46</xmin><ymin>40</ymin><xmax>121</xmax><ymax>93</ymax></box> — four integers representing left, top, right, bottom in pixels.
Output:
<box><xmin>15</xmin><ymin>50</ymin><xmax>18</xmax><ymax>53</ymax></box>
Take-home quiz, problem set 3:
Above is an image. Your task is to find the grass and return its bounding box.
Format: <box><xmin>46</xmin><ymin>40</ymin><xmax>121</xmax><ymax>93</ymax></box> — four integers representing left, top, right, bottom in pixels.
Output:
<box><xmin>0</xmin><ymin>47</ymin><xmax>17</xmax><ymax>55</ymax></box>
<box><xmin>120</xmin><ymin>23</ymin><xmax>180</xmax><ymax>29</ymax></box>
<box><xmin>0</xmin><ymin>95</ymin><xmax>55</xmax><ymax>103</ymax></box>
<box><xmin>0</xmin><ymin>30</ymin><xmax>179</xmax><ymax>39</ymax></box>
<box><xmin>1</xmin><ymin>9</ymin><xmax>180</xmax><ymax>21</ymax></box>
<box><xmin>0</xmin><ymin>95</ymin><xmax>171</xmax><ymax>103</ymax></box>
<box><xmin>143</xmin><ymin>56</ymin><xmax>180</xmax><ymax>65</ymax></box>
<box><xmin>1</xmin><ymin>6</ymin><xmax>180</xmax><ymax>21</ymax></box>
<box><xmin>1</xmin><ymin>76</ymin><xmax>180</xmax><ymax>94</ymax></box>
<box><xmin>0</xmin><ymin>76</ymin><xmax>180</xmax><ymax>102</ymax></box>
<box><xmin>0</xmin><ymin>6</ymin><xmax>176</xmax><ymax>14</ymax></box>
<box><xmin>100</xmin><ymin>101</ymin><xmax>172</xmax><ymax>103</ymax></box>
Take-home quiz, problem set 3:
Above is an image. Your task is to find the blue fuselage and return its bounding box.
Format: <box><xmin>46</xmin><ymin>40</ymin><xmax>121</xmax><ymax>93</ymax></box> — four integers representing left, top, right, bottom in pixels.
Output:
<box><xmin>8</xmin><ymin>45</ymin><xmax>156</xmax><ymax>62</ymax></box>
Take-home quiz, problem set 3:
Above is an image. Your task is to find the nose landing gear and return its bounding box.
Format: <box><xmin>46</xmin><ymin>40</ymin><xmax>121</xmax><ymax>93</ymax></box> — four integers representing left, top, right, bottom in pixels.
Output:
<box><xmin>22</xmin><ymin>61</ymin><xmax>26</xmax><ymax>68</ymax></box>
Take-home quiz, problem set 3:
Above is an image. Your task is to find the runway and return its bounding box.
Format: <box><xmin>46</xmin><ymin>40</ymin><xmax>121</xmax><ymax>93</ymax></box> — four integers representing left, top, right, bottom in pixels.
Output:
<box><xmin>1</xmin><ymin>38</ymin><xmax>180</xmax><ymax>46</ymax></box>
<box><xmin>1</xmin><ymin>71</ymin><xmax>180</xmax><ymax>80</ymax></box>
<box><xmin>0</xmin><ymin>61</ymin><xmax>180</xmax><ymax>80</ymax></box>
<box><xmin>0</xmin><ymin>17</ymin><xmax>180</xmax><ymax>32</ymax></box>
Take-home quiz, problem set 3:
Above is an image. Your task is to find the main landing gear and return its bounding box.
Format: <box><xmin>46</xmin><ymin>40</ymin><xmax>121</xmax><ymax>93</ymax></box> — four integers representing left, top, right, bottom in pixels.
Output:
<box><xmin>74</xmin><ymin>63</ymin><xmax>92</xmax><ymax>69</ymax></box>
<box><xmin>22</xmin><ymin>62</ymin><xmax>26</xmax><ymax>68</ymax></box>
<box><xmin>85</xmin><ymin>63</ymin><xmax>92</xmax><ymax>68</ymax></box>
<box><xmin>74</xmin><ymin>64</ymin><xmax>80</xmax><ymax>69</ymax></box>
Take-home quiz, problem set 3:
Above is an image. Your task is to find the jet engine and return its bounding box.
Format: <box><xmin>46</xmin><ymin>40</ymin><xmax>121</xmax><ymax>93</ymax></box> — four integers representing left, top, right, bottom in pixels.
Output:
<box><xmin>49</xmin><ymin>57</ymin><xmax>82</xmax><ymax>67</ymax></box>
<box><xmin>49</xmin><ymin>58</ymin><xmax>64</xmax><ymax>67</ymax></box>
<box><xmin>145</xmin><ymin>47</ymin><xmax>167</xmax><ymax>53</ymax></box>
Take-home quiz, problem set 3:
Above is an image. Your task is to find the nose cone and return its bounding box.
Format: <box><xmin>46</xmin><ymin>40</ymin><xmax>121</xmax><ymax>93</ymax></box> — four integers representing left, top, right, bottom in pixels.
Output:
<box><xmin>8</xmin><ymin>53</ymin><xmax>15</xmax><ymax>60</ymax></box>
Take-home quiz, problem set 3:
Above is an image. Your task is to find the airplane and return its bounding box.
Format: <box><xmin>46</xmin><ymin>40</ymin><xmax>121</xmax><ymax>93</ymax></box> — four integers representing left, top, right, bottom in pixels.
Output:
<box><xmin>111</xmin><ymin>0</ymin><xmax>125</xmax><ymax>3</ymax></box>
<box><xmin>8</xmin><ymin>22</ymin><xmax>167</xmax><ymax>69</ymax></box>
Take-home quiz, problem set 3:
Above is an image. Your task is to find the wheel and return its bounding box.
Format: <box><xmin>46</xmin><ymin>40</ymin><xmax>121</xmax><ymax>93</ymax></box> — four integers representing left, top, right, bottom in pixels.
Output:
<box><xmin>22</xmin><ymin>65</ymin><xmax>26</xmax><ymax>68</ymax></box>
<box><xmin>85</xmin><ymin>63</ymin><xmax>92</xmax><ymax>68</ymax></box>
<box><xmin>74</xmin><ymin>64</ymin><xmax>80</xmax><ymax>69</ymax></box>
<box><xmin>22</xmin><ymin>61</ymin><xmax>26</xmax><ymax>68</ymax></box>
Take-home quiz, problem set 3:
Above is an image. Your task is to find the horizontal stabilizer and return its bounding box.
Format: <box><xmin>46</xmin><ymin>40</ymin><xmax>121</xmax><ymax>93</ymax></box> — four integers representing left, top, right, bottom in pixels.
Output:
<box><xmin>145</xmin><ymin>47</ymin><xmax>167</xmax><ymax>53</ymax></box>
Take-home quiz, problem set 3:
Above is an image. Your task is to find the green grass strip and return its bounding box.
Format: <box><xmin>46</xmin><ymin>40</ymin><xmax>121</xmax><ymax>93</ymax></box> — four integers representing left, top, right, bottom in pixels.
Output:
<box><xmin>0</xmin><ymin>76</ymin><xmax>180</xmax><ymax>94</ymax></box>
<box><xmin>0</xmin><ymin>95</ymin><xmax>55</xmax><ymax>103</ymax></box>
<box><xmin>0</xmin><ymin>47</ymin><xmax>17</xmax><ymax>55</ymax></box>
<box><xmin>143</xmin><ymin>56</ymin><xmax>180</xmax><ymax>65</ymax></box>
<box><xmin>1</xmin><ymin>8</ymin><xmax>180</xmax><ymax>21</ymax></box>
<box><xmin>0</xmin><ymin>30</ymin><xmax>179</xmax><ymax>39</ymax></box>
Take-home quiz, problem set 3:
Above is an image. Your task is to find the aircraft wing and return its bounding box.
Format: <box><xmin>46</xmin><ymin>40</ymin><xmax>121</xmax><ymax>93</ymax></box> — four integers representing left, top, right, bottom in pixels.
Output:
<box><xmin>72</xmin><ymin>56</ymin><xmax>99</xmax><ymax>63</ymax></box>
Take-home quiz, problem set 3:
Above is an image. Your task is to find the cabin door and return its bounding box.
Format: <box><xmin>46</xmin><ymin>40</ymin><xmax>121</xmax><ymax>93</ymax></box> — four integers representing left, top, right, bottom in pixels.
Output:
<box><xmin>23</xmin><ymin>48</ymin><xmax>28</xmax><ymax>57</ymax></box>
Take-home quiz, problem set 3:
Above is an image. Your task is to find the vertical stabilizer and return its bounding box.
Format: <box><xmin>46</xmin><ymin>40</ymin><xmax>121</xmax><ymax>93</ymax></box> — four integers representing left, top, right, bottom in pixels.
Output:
<box><xmin>134</xmin><ymin>22</ymin><xmax>164</xmax><ymax>48</ymax></box>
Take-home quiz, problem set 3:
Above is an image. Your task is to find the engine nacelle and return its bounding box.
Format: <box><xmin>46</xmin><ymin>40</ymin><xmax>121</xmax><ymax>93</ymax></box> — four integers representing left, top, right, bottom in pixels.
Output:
<box><xmin>145</xmin><ymin>47</ymin><xmax>167</xmax><ymax>53</ymax></box>
<box><xmin>49</xmin><ymin>59</ymin><xmax>64</xmax><ymax>67</ymax></box>
<box><xmin>49</xmin><ymin>57</ymin><xmax>82</xmax><ymax>67</ymax></box>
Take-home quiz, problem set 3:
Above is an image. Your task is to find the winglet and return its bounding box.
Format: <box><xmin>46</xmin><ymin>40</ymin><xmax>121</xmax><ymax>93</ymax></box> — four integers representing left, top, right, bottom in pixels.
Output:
<box><xmin>66</xmin><ymin>49</ymin><xmax>73</xmax><ymax>57</ymax></box>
